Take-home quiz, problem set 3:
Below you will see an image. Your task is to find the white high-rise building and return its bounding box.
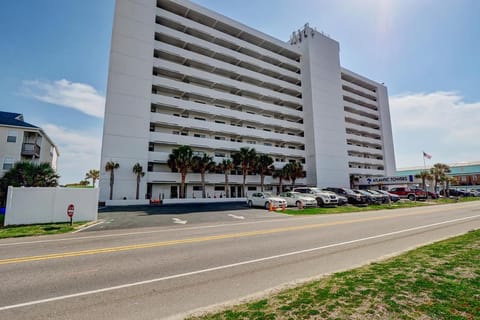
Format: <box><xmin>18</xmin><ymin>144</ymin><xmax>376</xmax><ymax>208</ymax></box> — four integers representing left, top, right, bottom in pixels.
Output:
<box><xmin>99</xmin><ymin>0</ymin><xmax>396</xmax><ymax>202</ymax></box>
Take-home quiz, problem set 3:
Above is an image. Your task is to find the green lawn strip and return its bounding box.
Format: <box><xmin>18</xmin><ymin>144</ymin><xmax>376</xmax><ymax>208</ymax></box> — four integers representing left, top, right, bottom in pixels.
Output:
<box><xmin>284</xmin><ymin>201</ymin><xmax>429</xmax><ymax>215</ymax></box>
<box><xmin>284</xmin><ymin>197</ymin><xmax>480</xmax><ymax>215</ymax></box>
<box><xmin>189</xmin><ymin>229</ymin><xmax>480</xmax><ymax>320</ymax></box>
<box><xmin>0</xmin><ymin>221</ymin><xmax>89</xmax><ymax>239</ymax></box>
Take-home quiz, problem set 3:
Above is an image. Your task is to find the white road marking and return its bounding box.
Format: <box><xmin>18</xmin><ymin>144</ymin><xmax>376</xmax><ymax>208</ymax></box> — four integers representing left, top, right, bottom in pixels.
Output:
<box><xmin>172</xmin><ymin>218</ymin><xmax>187</xmax><ymax>225</ymax></box>
<box><xmin>0</xmin><ymin>217</ymin><xmax>290</xmax><ymax>247</ymax></box>
<box><xmin>0</xmin><ymin>213</ymin><xmax>478</xmax><ymax>311</ymax></box>
<box><xmin>228</xmin><ymin>214</ymin><xmax>245</xmax><ymax>220</ymax></box>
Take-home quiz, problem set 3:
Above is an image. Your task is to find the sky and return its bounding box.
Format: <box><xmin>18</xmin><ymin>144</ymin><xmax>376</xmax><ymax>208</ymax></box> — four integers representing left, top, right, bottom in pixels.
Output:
<box><xmin>0</xmin><ymin>0</ymin><xmax>479</xmax><ymax>184</ymax></box>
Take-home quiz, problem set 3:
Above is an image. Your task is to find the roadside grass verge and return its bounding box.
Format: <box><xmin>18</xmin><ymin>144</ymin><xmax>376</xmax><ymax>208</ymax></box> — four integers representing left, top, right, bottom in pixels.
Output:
<box><xmin>0</xmin><ymin>221</ymin><xmax>88</xmax><ymax>239</ymax></box>
<box><xmin>188</xmin><ymin>229</ymin><xmax>480</xmax><ymax>320</ymax></box>
<box><xmin>283</xmin><ymin>197</ymin><xmax>480</xmax><ymax>215</ymax></box>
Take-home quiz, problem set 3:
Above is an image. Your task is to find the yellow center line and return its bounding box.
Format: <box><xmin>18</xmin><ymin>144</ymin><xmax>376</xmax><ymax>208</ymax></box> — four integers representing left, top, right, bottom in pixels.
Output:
<box><xmin>0</xmin><ymin>207</ymin><xmax>456</xmax><ymax>265</ymax></box>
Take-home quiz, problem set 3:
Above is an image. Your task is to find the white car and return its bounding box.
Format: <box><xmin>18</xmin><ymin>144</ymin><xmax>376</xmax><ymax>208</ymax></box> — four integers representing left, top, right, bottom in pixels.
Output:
<box><xmin>292</xmin><ymin>187</ymin><xmax>338</xmax><ymax>206</ymax></box>
<box><xmin>279</xmin><ymin>192</ymin><xmax>317</xmax><ymax>208</ymax></box>
<box><xmin>247</xmin><ymin>192</ymin><xmax>287</xmax><ymax>209</ymax></box>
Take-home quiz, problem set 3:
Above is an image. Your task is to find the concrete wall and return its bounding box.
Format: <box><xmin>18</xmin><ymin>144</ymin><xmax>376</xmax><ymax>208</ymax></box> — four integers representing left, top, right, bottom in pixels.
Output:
<box><xmin>4</xmin><ymin>187</ymin><xmax>99</xmax><ymax>226</ymax></box>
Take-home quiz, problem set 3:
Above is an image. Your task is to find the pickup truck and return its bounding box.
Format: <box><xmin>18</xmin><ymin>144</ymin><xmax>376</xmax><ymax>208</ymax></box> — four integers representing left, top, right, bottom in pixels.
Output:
<box><xmin>389</xmin><ymin>187</ymin><xmax>426</xmax><ymax>201</ymax></box>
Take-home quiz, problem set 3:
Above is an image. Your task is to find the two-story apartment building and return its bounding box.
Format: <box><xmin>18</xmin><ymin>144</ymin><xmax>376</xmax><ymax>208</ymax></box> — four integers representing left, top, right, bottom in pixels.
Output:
<box><xmin>99</xmin><ymin>0</ymin><xmax>396</xmax><ymax>202</ymax></box>
<box><xmin>0</xmin><ymin>112</ymin><xmax>59</xmax><ymax>175</ymax></box>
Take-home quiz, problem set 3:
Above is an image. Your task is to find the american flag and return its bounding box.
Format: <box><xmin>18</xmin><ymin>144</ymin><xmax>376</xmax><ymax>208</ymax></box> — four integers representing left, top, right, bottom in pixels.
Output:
<box><xmin>423</xmin><ymin>151</ymin><xmax>432</xmax><ymax>159</ymax></box>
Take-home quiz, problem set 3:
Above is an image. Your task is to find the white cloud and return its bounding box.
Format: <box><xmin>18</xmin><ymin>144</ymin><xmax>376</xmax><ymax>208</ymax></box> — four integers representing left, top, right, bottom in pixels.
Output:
<box><xmin>390</xmin><ymin>91</ymin><xmax>480</xmax><ymax>168</ymax></box>
<box><xmin>41</xmin><ymin>124</ymin><xmax>102</xmax><ymax>184</ymax></box>
<box><xmin>22</xmin><ymin>79</ymin><xmax>105</xmax><ymax>118</ymax></box>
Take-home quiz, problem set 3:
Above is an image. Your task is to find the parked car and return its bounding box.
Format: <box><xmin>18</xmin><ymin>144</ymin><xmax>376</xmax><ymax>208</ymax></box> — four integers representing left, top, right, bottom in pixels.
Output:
<box><xmin>389</xmin><ymin>187</ymin><xmax>427</xmax><ymax>201</ymax></box>
<box><xmin>292</xmin><ymin>187</ymin><xmax>338</xmax><ymax>206</ymax></box>
<box><xmin>412</xmin><ymin>188</ymin><xmax>438</xmax><ymax>199</ymax></box>
<box><xmin>468</xmin><ymin>189</ymin><xmax>480</xmax><ymax>197</ymax></box>
<box><xmin>354</xmin><ymin>189</ymin><xmax>383</xmax><ymax>204</ymax></box>
<box><xmin>440</xmin><ymin>188</ymin><xmax>472</xmax><ymax>197</ymax></box>
<box><xmin>376</xmin><ymin>190</ymin><xmax>400</xmax><ymax>202</ymax></box>
<box><xmin>247</xmin><ymin>192</ymin><xmax>287</xmax><ymax>209</ymax></box>
<box><xmin>366</xmin><ymin>189</ymin><xmax>390</xmax><ymax>204</ymax></box>
<box><xmin>323</xmin><ymin>187</ymin><xmax>369</xmax><ymax>205</ymax></box>
<box><xmin>279</xmin><ymin>191</ymin><xmax>317</xmax><ymax>208</ymax></box>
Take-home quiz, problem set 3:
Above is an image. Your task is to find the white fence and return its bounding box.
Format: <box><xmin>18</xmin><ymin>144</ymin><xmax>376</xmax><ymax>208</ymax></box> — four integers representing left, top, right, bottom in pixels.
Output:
<box><xmin>4</xmin><ymin>186</ymin><xmax>99</xmax><ymax>226</ymax></box>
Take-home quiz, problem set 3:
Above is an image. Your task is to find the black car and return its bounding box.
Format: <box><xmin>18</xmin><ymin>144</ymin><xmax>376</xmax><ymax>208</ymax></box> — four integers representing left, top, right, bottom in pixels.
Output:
<box><xmin>353</xmin><ymin>189</ymin><xmax>383</xmax><ymax>204</ymax></box>
<box><xmin>439</xmin><ymin>189</ymin><xmax>471</xmax><ymax>197</ymax></box>
<box><xmin>376</xmin><ymin>190</ymin><xmax>400</xmax><ymax>202</ymax></box>
<box><xmin>366</xmin><ymin>189</ymin><xmax>390</xmax><ymax>204</ymax></box>
<box><xmin>324</xmin><ymin>187</ymin><xmax>369</xmax><ymax>205</ymax></box>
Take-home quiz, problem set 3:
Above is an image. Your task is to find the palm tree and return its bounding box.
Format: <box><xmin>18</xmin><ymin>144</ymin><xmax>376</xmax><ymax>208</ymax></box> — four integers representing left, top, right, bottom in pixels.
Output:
<box><xmin>1</xmin><ymin>161</ymin><xmax>59</xmax><ymax>188</ymax></box>
<box><xmin>105</xmin><ymin>161</ymin><xmax>120</xmax><ymax>200</ymax></box>
<box><xmin>217</xmin><ymin>159</ymin><xmax>235</xmax><ymax>198</ymax></box>
<box><xmin>132</xmin><ymin>163</ymin><xmax>145</xmax><ymax>200</ymax></box>
<box><xmin>85</xmin><ymin>169</ymin><xmax>100</xmax><ymax>187</ymax></box>
<box><xmin>285</xmin><ymin>161</ymin><xmax>305</xmax><ymax>188</ymax></box>
<box><xmin>232</xmin><ymin>147</ymin><xmax>257</xmax><ymax>197</ymax></box>
<box><xmin>415</xmin><ymin>170</ymin><xmax>432</xmax><ymax>191</ymax></box>
<box><xmin>167</xmin><ymin>145</ymin><xmax>193</xmax><ymax>199</ymax></box>
<box><xmin>430</xmin><ymin>163</ymin><xmax>451</xmax><ymax>192</ymax></box>
<box><xmin>272</xmin><ymin>166</ymin><xmax>290</xmax><ymax>194</ymax></box>
<box><xmin>192</xmin><ymin>153</ymin><xmax>216</xmax><ymax>198</ymax></box>
<box><xmin>255</xmin><ymin>154</ymin><xmax>274</xmax><ymax>192</ymax></box>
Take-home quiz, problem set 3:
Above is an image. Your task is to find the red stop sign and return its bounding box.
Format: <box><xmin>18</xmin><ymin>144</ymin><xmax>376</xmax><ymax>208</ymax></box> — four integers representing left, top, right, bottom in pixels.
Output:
<box><xmin>67</xmin><ymin>204</ymin><xmax>75</xmax><ymax>217</ymax></box>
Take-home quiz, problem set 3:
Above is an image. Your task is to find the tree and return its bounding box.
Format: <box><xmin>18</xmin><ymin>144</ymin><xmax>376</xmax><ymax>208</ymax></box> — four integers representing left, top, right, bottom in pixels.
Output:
<box><xmin>217</xmin><ymin>159</ymin><xmax>235</xmax><ymax>198</ymax></box>
<box><xmin>232</xmin><ymin>147</ymin><xmax>257</xmax><ymax>197</ymax></box>
<box><xmin>255</xmin><ymin>154</ymin><xmax>274</xmax><ymax>192</ymax></box>
<box><xmin>273</xmin><ymin>166</ymin><xmax>290</xmax><ymax>194</ymax></box>
<box><xmin>285</xmin><ymin>161</ymin><xmax>305</xmax><ymax>188</ymax></box>
<box><xmin>0</xmin><ymin>162</ymin><xmax>59</xmax><ymax>189</ymax></box>
<box><xmin>105</xmin><ymin>161</ymin><xmax>120</xmax><ymax>200</ymax></box>
<box><xmin>132</xmin><ymin>163</ymin><xmax>145</xmax><ymax>200</ymax></box>
<box><xmin>430</xmin><ymin>163</ymin><xmax>451</xmax><ymax>192</ymax></box>
<box><xmin>167</xmin><ymin>145</ymin><xmax>193</xmax><ymax>199</ymax></box>
<box><xmin>79</xmin><ymin>180</ymin><xmax>89</xmax><ymax>186</ymax></box>
<box><xmin>192</xmin><ymin>153</ymin><xmax>216</xmax><ymax>198</ymax></box>
<box><xmin>85</xmin><ymin>169</ymin><xmax>100</xmax><ymax>187</ymax></box>
<box><xmin>415</xmin><ymin>170</ymin><xmax>432</xmax><ymax>191</ymax></box>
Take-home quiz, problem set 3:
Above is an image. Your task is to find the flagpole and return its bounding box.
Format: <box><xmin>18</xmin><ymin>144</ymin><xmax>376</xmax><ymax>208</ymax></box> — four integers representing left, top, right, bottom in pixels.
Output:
<box><xmin>423</xmin><ymin>151</ymin><xmax>427</xmax><ymax>198</ymax></box>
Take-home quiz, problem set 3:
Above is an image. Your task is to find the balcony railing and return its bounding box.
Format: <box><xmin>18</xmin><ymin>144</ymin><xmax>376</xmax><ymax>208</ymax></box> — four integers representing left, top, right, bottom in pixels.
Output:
<box><xmin>21</xmin><ymin>143</ymin><xmax>40</xmax><ymax>156</ymax></box>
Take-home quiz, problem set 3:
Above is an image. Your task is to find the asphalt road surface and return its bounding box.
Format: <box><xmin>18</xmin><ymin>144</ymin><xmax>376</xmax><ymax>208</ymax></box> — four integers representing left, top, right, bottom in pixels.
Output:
<box><xmin>1</xmin><ymin>201</ymin><xmax>479</xmax><ymax>320</ymax></box>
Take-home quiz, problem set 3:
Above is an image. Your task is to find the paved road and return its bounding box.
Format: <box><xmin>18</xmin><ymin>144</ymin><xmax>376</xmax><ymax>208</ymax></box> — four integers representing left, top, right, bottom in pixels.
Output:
<box><xmin>91</xmin><ymin>202</ymin><xmax>284</xmax><ymax>231</ymax></box>
<box><xmin>0</xmin><ymin>202</ymin><xmax>479</xmax><ymax>320</ymax></box>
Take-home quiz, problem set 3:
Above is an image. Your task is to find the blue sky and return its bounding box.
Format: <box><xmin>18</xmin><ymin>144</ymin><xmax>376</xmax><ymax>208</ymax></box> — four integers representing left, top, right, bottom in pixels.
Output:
<box><xmin>1</xmin><ymin>0</ymin><xmax>479</xmax><ymax>184</ymax></box>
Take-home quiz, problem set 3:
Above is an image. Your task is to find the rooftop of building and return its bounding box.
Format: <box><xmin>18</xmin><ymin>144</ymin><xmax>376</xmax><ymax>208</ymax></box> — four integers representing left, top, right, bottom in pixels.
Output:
<box><xmin>0</xmin><ymin>111</ymin><xmax>38</xmax><ymax>129</ymax></box>
<box><xmin>397</xmin><ymin>161</ymin><xmax>480</xmax><ymax>175</ymax></box>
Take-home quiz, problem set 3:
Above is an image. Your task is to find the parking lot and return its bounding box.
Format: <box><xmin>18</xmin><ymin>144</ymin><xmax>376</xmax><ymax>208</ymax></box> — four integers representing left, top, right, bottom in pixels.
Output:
<box><xmin>87</xmin><ymin>202</ymin><xmax>289</xmax><ymax>231</ymax></box>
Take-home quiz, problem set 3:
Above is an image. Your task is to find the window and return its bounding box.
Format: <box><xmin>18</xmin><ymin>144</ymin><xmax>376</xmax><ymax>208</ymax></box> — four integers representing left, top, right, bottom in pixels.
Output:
<box><xmin>214</xmin><ymin>136</ymin><xmax>226</xmax><ymax>140</ymax></box>
<box><xmin>264</xmin><ymin>143</ymin><xmax>272</xmax><ymax>146</ymax></box>
<box><xmin>194</xmin><ymin>117</ymin><xmax>206</xmax><ymax>121</ymax></box>
<box><xmin>246</xmin><ymin>140</ymin><xmax>256</xmax><ymax>144</ymax></box>
<box><xmin>193</xmin><ymin>186</ymin><xmax>203</xmax><ymax>191</ymax></box>
<box><xmin>215</xmin><ymin>120</ymin><xmax>225</xmax><ymax>124</ymax></box>
<box><xmin>172</xmin><ymin>131</ymin><xmax>180</xmax><ymax>135</ymax></box>
<box><xmin>7</xmin><ymin>131</ymin><xmax>17</xmax><ymax>143</ymax></box>
<box><xmin>3</xmin><ymin>157</ymin><xmax>14</xmax><ymax>170</ymax></box>
<box><xmin>194</xmin><ymin>134</ymin><xmax>206</xmax><ymax>138</ymax></box>
<box><xmin>248</xmin><ymin>186</ymin><xmax>257</xmax><ymax>191</ymax></box>
<box><xmin>214</xmin><ymin>153</ymin><xmax>225</xmax><ymax>157</ymax></box>
<box><xmin>214</xmin><ymin>186</ymin><xmax>224</xmax><ymax>191</ymax></box>
<box><xmin>246</xmin><ymin>126</ymin><xmax>256</xmax><ymax>129</ymax></box>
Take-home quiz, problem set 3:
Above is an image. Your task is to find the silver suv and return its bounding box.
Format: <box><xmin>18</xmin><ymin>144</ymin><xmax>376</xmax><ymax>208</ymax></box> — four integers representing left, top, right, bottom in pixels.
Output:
<box><xmin>292</xmin><ymin>187</ymin><xmax>338</xmax><ymax>206</ymax></box>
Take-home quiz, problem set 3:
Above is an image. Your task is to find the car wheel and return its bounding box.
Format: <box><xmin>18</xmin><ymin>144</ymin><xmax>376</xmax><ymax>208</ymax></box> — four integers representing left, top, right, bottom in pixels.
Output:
<box><xmin>248</xmin><ymin>200</ymin><xmax>253</xmax><ymax>208</ymax></box>
<box><xmin>296</xmin><ymin>201</ymin><xmax>302</xmax><ymax>208</ymax></box>
<box><xmin>408</xmin><ymin>194</ymin><xmax>416</xmax><ymax>201</ymax></box>
<box><xmin>265</xmin><ymin>202</ymin><xmax>270</xmax><ymax>210</ymax></box>
<box><xmin>317</xmin><ymin>198</ymin><xmax>324</xmax><ymax>207</ymax></box>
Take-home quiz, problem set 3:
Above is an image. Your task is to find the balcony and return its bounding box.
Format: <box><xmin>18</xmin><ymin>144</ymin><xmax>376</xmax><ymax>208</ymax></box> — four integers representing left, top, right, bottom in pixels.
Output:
<box><xmin>21</xmin><ymin>143</ymin><xmax>40</xmax><ymax>157</ymax></box>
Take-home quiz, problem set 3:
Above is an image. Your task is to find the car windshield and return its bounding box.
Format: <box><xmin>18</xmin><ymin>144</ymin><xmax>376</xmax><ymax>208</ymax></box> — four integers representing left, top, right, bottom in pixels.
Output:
<box><xmin>311</xmin><ymin>188</ymin><xmax>323</xmax><ymax>193</ymax></box>
<box><xmin>345</xmin><ymin>189</ymin><xmax>356</xmax><ymax>195</ymax></box>
<box><xmin>263</xmin><ymin>192</ymin><xmax>274</xmax><ymax>197</ymax></box>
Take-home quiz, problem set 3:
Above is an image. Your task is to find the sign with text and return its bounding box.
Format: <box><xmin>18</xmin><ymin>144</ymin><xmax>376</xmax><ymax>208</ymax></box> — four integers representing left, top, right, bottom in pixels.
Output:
<box><xmin>359</xmin><ymin>175</ymin><xmax>416</xmax><ymax>185</ymax></box>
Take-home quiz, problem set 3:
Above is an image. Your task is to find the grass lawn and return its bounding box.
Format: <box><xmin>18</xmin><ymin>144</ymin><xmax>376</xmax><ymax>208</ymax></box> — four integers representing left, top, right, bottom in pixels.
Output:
<box><xmin>283</xmin><ymin>197</ymin><xmax>480</xmax><ymax>215</ymax></box>
<box><xmin>0</xmin><ymin>219</ymin><xmax>89</xmax><ymax>239</ymax></box>
<box><xmin>188</xmin><ymin>229</ymin><xmax>480</xmax><ymax>320</ymax></box>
